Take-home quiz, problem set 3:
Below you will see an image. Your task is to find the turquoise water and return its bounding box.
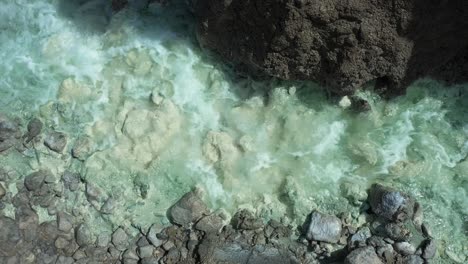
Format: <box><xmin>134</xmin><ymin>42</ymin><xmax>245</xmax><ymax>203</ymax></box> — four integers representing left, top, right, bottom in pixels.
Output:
<box><xmin>0</xmin><ymin>0</ymin><xmax>466</xmax><ymax>262</ymax></box>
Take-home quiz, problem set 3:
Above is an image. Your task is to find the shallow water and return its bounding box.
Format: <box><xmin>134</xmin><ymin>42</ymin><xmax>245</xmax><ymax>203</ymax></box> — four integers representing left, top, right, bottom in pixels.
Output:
<box><xmin>0</xmin><ymin>0</ymin><xmax>467</xmax><ymax>262</ymax></box>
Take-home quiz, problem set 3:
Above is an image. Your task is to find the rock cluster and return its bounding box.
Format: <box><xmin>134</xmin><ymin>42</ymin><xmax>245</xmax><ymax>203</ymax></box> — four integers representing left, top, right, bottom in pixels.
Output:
<box><xmin>0</xmin><ymin>113</ymin><xmax>442</xmax><ymax>263</ymax></box>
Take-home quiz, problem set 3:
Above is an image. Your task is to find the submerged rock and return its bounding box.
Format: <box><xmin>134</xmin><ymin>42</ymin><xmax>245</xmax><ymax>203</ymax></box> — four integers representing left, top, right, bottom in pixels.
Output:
<box><xmin>305</xmin><ymin>211</ymin><xmax>342</xmax><ymax>243</ymax></box>
<box><xmin>25</xmin><ymin>118</ymin><xmax>42</xmax><ymax>142</ymax></box>
<box><xmin>44</xmin><ymin>131</ymin><xmax>67</xmax><ymax>153</ymax></box>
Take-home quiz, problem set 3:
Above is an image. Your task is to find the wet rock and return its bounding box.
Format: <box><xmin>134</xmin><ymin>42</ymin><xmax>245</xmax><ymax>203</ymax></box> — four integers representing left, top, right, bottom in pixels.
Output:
<box><xmin>0</xmin><ymin>216</ymin><xmax>21</xmax><ymax>257</ymax></box>
<box><xmin>394</xmin><ymin>242</ymin><xmax>416</xmax><ymax>256</ymax></box>
<box><xmin>348</xmin><ymin>227</ymin><xmax>371</xmax><ymax>249</ymax></box>
<box><xmin>340</xmin><ymin>181</ymin><xmax>368</xmax><ymax>205</ymax></box>
<box><xmin>61</xmin><ymin>171</ymin><xmax>81</xmax><ymax>192</ymax></box>
<box><xmin>404</xmin><ymin>255</ymin><xmax>424</xmax><ymax>264</ymax></box>
<box><xmin>96</xmin><ymin>233</ymin><xmax>111</xmax><ymax>247</ymax></box>
<box><xmin>412</xmin><ymin>202</ymin><xmax>424</xmax><ymax>229</ymax></box>
<box><xmin>75</xmin><ymin>224</ymin><xmax>94</xmax><ymax>247</ymax></box>
<box><xmin>138</xmin><ymin>245</ymin><xmax>155</xmax><ymax>258</ymax></box>
<box><xmin>305</xmin><ymin>211</ymin><xmax>342</xmax><ymax>243</ymax></box>
<box><xmin>100</xmin><ymin>197</ymin><xmax>115</xmax><ymax>214</ymax></box>
<box><xmin>85</xmin><ymin>182</ymin><xmax>102</xmax><ymax>202</ymax></box>
<box><xmin>384</xmin><ymin>222</ymin><xmax>411</xmax><ymax>242</ymax></box>
<box><xmin>232</xmin><ymin>209</ymin><xmax>263</xmax><ymax>230</ymax></box>
<box><xmin>195</xmin><ymin>214</ymin><xmax>224</xmax><ymax>233</ymax></box>
<box><xmin>421</xmin><ymin>223</ymin><xmax>432</xmax><ymax>238</ymax></box>
<box><xmin>24</xmin><ymin>170</ymin><xmax>49</xmax><ymax>192</ymax></box>
<box><xmin>112</xmin><ymin>227</ymin><xmax>129</xmax><ymax>251</ymax></box>
<box><xmin>164</xmin><ymin>248</ymin><xmax>181</xmax><ymax>264</ymax></box>
<box><xmin>55</xmin><ymin>236</ymin><xmax>70</xmax><ymax>249</ymax></box>
<box><xmin>25</xmin><ymin>118</ymin><xmax>42</xmax><ymax>142</ymax></box>
<box><xmin>0</xmin><ymin>183</ymin><xmax>5</xmax><ymax>199</ymax></box>
<box><xmin>421</xmin><ymin>239</ymin><xmax>437</xmax><ymax>259</ymax></box>
<box><xmin>168</xmin><ymin>189</ymin><xmax>208</xmax><ymax>226</ymax></box>
<box><xmin>57</xmin><ymin>212</ymin><xmax>74</xmax><ymax>232</ymax></box>
<box><xmin>44</xmin><ymin>131</ymin><xmax>67</xmax><ymax>153</ymax></box>
<box><xmin>0</xmin><ymin>114</ymin><xmax>18</xmax><ymax>152</ymax></box>
<box><xmin>72</xmin><ymin>136</ymin><xmax>93</xmax><ymax>161</ymax></box>
<box><xmin>369</xmin><ymin>184</ymin><xmax>415</xmax><ymax>222</ymax></box>
<box><xmin>147</xmin><ymin>224</ymin><xmax>164</xmax><ymax>247</ymax></box>
<box><xmin>72</xmin><ymin>249</ymin><xmax>87</xmax><ymax>260</ymax></box>
<box><xmin>345</xmin><ymin>246</ymin><xmax>384</xmax><ymax>264</ymax></box>
<box><xmin>123</xmin><ymin>248</ymin><xmax>140</xmax><ymax>260</ymax></box>
<box><xmin>56</xmin><ymin>256</ymin><xmax>74</xmax><ymax>264</ymax></box>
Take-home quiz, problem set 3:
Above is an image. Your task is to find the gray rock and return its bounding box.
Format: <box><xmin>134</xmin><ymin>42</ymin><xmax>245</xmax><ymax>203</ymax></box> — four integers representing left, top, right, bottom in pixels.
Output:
<box><xmin>57</xmin><ymin>212</ymin><xmax>74</xmax><ymax>232</ymax></box>
<box><xmin>140</xmin><ymin>257</ymin><xmax>160</xmax><ymax>264</ymax></box>
<box><xmin>75</xmin><ymin>224</ymin><xmax>94</xmax><ymax>247</ymax></box>
<box><xmin>85</xmin><ymin>183</ymin><xmax>102</xmax><ymax>202</ymax></box>
<box><xmin>195</xmin><ymin>214</ymin><xmax>224</xmax><ymax>233</ymax></box>
<box><xmin>112</xmin><ymin>227</ymin><xmax>129</xmax><ymax>251</ymax></box>
<box><xmin>412</xmin><ymin>202</ymin><xmax>423</xmax><ymax>229</ymax></box>
<box><xmin>345</xmin><ymin>246</ymin><xmax>384</xmax><ymax>264</ymax></box>
<box><xmin>44</xmin><ymin>131</ymin><xmax>67</xmax><ymax>153</ymax></box>
<box><xmin>72</xmin><ymin>249</ymin><xmax>87</xmax><ymax>260</ymax></box>
<box><xmin>100</xmin><ymin>197</ymin><xmax>115</xmax><ymax>214</ymax></box>
<box><xmin>147</xmin><ymin>224</ymin><xmax>164</xmax><ymax>247</ymax></box>
<box><xmin>348</xmin><ymin>227</ymin><xmax>371</xmax><ymax>249</ymax></box>
<box><xmin>231</xmin><ymin>209</ymin><xmax>263</xmax><ymax>230</ymax></box>
<box><xmin>384</xmin><ymin>222</ymin><xmax>411</xmax><ymax>242</ymax></box>
<box><xmin>55</xmin><ymin>236</ymin><xmax>70</xmax><ymax>249</ymax></box>
<box><xmin>369</xmin><ymin>184</ymin><xmax>415</xmax><ymax>222</ymax></box>
<box><xmin>123</xmin><ymin>259</ymin><xmax>139</xmax><ymax>264</ymax></box>
<box><xmin>26</xmin><ymin>118</ymin><xmax>42</xmax><ymax>142</ymax></box>
<box><xmin>421</xmin><ymin>239</ymin><xmax>437</xmax><ymax>259</ymax></box>
<box><xmin>123</xmin><ymin>249</ymin><xmax>140</xmax><ymax>260</ymax></box>
<box><xmin>138</xmin><ymin>245</ymin><xmax>155</xmax><ymax>258</ymax></box>
<box><xmin>71</xmin><ymin>136</ymin><xmax>93</xmax><ymax>161</ymax></box>
<box><xmin>305</xmin><ymin>211</ymin><xmax>342</xmax><ymax>243</ymax></box>
<box><xmin>168</xmin><ymin>189</ymin><xmax>208</xmax><ymax>226</ymax></box>
<box><xmin>24</xmin><ymin>170</ymin><xmax>49</xmax><ymax>192</ymax></box>
<box><xmin>56</xmin><ymin>256</ymin><xmax>74</xmax><ymax>264</ymax></box>
<box><xmin>0</xmin><ymin>216</ymin><xmax>21</xmax><ymax>257</ymax></box>
<box><xmin>96</xmin><ymin>233</ymin><xmax>111</xmax><ymax>247</ymax></box>
<box><xmin>394</xmin><ymin>242</ymin><xmax>416</xmax><ymax>255</ymax></box>
<box><xmin>62</xmin><ymin>171</ymin><xmax>81</xmax><ymax>192</ymax></box>
<box><xmin>0</xmin><ymin>183</ymin><xmax>5</xmax><ymax>199</ymax></box>
<box><xmin>404</xmin><ymin>255</ymin><xmax>424</xmax><ymax>264</ymax></box>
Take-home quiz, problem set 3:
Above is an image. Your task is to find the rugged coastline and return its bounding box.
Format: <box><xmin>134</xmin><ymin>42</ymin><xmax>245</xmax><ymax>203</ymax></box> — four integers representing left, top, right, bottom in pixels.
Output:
<box><xmin>0</xmin><ymin>114</ymin><xmax>459</xmax><ymax>263</ymax></box>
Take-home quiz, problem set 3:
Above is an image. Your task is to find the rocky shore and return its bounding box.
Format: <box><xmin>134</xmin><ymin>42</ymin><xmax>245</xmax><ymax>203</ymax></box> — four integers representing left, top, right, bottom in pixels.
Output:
<box><xmin>0</xmin><ymin>114</ymin><xmax>442</xmax><ymax>263</ymax></box>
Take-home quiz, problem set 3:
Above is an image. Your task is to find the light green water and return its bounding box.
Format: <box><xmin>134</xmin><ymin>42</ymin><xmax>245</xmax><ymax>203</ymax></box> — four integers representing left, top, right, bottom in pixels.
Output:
<box><xmin>0</xmin><ymin>0</ymin><xmax>466</xmax><ymax>262</ymax></box>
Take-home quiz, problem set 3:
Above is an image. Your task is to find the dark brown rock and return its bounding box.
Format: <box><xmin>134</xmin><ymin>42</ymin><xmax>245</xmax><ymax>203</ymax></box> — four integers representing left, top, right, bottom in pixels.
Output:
<box><xmin>192</xmin><ymin>0</ymin><xmax>468</xmax><ymax>95</ymax></box>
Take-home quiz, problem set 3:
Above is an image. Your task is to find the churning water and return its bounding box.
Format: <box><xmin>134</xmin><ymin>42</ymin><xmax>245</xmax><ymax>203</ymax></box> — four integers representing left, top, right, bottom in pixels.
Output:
<box><xmin>0</xmin><ymin>0</ymin><xmax>466</xmax><ymax>261</ymax></box>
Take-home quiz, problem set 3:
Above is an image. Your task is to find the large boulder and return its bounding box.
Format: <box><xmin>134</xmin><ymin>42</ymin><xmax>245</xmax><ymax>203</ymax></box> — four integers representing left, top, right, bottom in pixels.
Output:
<box><xmin>192</xmin><ymin>0</ymin><xmax>468</xmax><ymax>94</ymax></box>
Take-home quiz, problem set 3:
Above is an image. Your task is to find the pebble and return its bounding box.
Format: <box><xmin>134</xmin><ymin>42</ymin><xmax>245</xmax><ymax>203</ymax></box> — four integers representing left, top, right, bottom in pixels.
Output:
<box><xmin>54</xmin><ymin>237</ymin><xmax>69</xmax><ymax>249</ymax></box>
<box><xmin>96</xmin><ymin>233</ymin><xmax>111</xmax><ymax>247</ymax></box>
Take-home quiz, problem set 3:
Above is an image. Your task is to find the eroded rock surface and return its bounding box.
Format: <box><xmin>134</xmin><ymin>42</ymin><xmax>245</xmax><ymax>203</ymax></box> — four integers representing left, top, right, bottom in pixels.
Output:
<box><xmin>192</xmin><ymin>0</ymin><xmax>468</xmax><ymax>94</ymax></box>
